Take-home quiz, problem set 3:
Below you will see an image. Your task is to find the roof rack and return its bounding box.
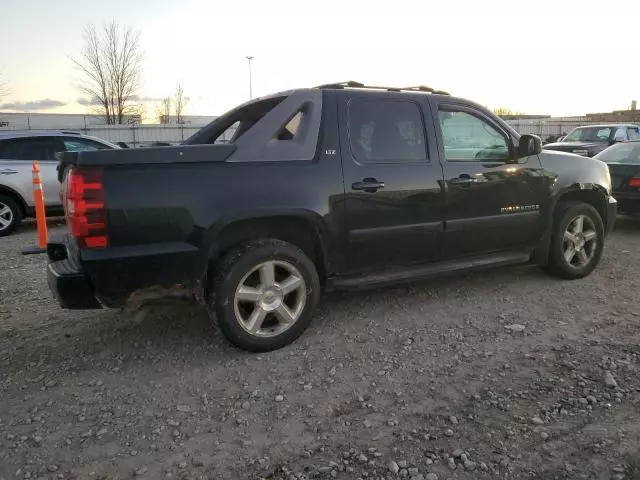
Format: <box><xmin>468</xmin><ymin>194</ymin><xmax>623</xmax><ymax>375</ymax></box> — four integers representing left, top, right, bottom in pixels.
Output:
<box><xmin>315</xmin><ymin>81</ymin><xmax>450</xmax><ymax>95</ymax></box>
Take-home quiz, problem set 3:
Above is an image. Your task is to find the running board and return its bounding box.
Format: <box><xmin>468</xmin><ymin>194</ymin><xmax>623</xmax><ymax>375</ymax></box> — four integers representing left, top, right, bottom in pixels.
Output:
<box><xmin>331</xmin><ymin>249</ymin><xmax>533</xmax><ymax>290</ymax></box>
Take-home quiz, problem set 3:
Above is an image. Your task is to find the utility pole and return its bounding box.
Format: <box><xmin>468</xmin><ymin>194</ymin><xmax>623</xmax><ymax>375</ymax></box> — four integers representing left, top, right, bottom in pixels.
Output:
<box><xmin>246</xmin><ymin>56</ymin><xmax>254</xmax><ymax>100</ymax></box>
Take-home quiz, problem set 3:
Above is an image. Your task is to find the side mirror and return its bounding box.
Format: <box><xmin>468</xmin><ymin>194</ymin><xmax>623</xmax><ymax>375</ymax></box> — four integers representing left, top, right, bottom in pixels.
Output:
<box><xmin>518</xmin><ymin>134</ymin><xmax>542</xmax><ymax>157</ymax></box>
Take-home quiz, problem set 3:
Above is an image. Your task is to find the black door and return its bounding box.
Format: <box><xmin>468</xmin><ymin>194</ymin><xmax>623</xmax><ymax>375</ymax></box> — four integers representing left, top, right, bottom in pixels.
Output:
<box><xmin>337</xmin><ymin>91</ymin><xmax>445</xmax><ymax>273</ymax></box>
<box><xmin>433</xmin><ymin>101</ymin><xmax>547</xmax><ymax>258</ymax></box>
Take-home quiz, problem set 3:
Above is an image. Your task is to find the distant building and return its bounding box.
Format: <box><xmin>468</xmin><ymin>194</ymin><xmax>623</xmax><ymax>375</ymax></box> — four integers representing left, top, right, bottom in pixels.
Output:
<box><xmin>585</xmin><ymin>109</ymin><xmax>640</xmax><ymax>123</ymax></box>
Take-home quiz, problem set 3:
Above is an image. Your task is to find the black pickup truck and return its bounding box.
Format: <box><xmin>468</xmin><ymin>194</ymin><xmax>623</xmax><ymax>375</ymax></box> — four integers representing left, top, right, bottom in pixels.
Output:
<box><xmin>47</xmin><ymin>81</ymin><xmax>617</xmax><ymax>352</ymax></box>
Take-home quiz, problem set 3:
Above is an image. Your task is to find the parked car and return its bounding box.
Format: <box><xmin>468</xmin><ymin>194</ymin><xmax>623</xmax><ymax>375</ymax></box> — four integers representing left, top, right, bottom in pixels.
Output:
<box><xmin>46</xmin><ymin>82</ymin><xmax>617</xmax><ymax>352</ymax></box>
<box><xmin>543</xmin><ymin>124</ymin><xmax>640</xmax><ymax>157</ymax></box>
<box><xmin>595</xmin><ymin>140</ymin><xmax>640</xmax><ymax>214</ymax></box>
<box><xmin>0</xmin><ymin>130</ymin><xmax>118</xmax><ymax>236</ymax></box>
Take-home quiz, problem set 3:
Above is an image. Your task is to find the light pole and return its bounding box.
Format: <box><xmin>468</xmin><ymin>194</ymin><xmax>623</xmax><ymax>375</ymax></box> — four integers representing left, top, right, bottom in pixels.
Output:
<box><xmin>246</xmin><ymin>56</ymin><xmax>254</xmax><ymax>100</ymax></box>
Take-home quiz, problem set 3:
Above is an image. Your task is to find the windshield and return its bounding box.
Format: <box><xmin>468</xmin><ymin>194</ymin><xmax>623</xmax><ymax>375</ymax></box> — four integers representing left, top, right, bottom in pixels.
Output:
<box><xmin>563</xmin><ymin>127</ymin><xmax>612</xmax><ymax>142</ymax></box>
<box><xmin>595</xmin><ymin>143</ymin><xmax>640</xmax><ymax>163</ymax></box>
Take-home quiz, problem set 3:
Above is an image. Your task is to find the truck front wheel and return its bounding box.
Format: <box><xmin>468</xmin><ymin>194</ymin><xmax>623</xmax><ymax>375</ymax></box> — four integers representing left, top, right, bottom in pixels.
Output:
<box><xmin>544</xmin><ymin>201</ymin><xmax>604</xmax><ymax>280</ymax></box>
<box><xmin>209</xmin><ymin>239</ymin><xmax>320</xmax><ymax>352</ymax></box>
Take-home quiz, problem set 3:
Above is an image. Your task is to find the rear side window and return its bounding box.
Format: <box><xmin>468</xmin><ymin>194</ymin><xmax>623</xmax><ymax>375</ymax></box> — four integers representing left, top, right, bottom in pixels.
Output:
<box><xmin>0</xmin><ymin>137</ymin><xmax>65</xmax><ymax>160</ymax></box>
<box><xmin>63</xmin><ymin>137</ymin><xmax>111</xmax><ymax>151</ymax></box>
<box><xmin>277</xmin><ymin>111</ymin><xmax>304</xmax><ymax>140</ymax></box>
<box><xmin>348</xmin><ymin>99</ymin><xmax>427</xmax><ymax>163</ymax></box>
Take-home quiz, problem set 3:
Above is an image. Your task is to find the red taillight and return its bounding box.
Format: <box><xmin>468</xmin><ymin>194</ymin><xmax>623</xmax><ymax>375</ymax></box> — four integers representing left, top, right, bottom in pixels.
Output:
<box><xmin>628</xmin><ymin>177</ymin><xmax>640</xmax><ymax>188</ymax></box>
<box><xmin>64</xmin><ymin>167</ymin><xmax>108</xmax><ymax>249</ymax></box>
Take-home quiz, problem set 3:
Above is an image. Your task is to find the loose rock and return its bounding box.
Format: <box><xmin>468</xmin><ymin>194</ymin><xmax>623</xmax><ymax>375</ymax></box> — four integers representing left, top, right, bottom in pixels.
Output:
<box><xmin>505</xmin><ymin>324</ymin><xmax>526</xmax><ymax>333</ymax></box>
<box><xmin>463</xmin><ymin>460</ymin><xmax>477</xmax><ymax>471</ymax></box>
<box><xmin>604</xmin><ymin>371</ymin><xmax>618</xmax><ymax>389</ymax></box>
<box><xmin>135</xmin><ymin>466</ymin><xmax>148</xmax><ymax>476</ymax></box>
<box><xmin>531</xmin><ymin>416</ymin><xmax>545</xmax><ymax>425</ymax></box>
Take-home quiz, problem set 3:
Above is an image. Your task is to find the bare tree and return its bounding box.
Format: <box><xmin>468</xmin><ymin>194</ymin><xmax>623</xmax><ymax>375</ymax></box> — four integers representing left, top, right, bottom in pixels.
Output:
<box><xmin>174</xmin><ymin>83</ymin><xmax>189</xmax><ymax>124</ymax></box>
<box><xmin>71</xmin><ymin>22</ymin><xmax>143</xmax><ymax>125</ymax></box>
<box><xmin>155</xmin><ymin>97</ymin><xmax>171</xmax><ymax>124</ymax></box>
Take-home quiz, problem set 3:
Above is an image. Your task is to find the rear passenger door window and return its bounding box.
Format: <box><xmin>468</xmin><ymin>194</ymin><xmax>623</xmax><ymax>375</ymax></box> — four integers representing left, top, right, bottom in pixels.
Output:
<box><xmin>0</xmin><ymin>137</ymin><xmax>65</xmax><ymax>161</ymax></box>
<box><xmin>348</xmin><ymin>99</ymin><xmax>427</xmax><ymax>163</ymax></box>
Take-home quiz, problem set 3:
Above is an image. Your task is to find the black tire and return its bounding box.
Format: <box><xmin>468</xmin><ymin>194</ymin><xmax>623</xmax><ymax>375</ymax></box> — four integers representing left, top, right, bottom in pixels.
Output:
<box><xmin>209</xmin><ymin>239</ymin><xmax>320</xmax><ymax>352</ymax></box>
<box><xmin>0</xmin><ymin>195</ymin><xmax>23</xmax><ymax>237</ymax></box>
<box><xmin>544</xmin><ymin>201</ymin><xmax>604</xmax><ymax>280</ymax></box>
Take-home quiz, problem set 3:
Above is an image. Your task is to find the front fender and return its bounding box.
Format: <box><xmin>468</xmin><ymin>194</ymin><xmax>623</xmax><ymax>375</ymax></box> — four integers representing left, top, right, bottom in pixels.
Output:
<box><xmin>534</xmin><ymin>151</ymin><xmax>613</xmax><ymax>265</ymax></box>
<box><xmin>539</xmin><ymin>150</ymin><xmax>612</xmax><ymax>197</ymax></box>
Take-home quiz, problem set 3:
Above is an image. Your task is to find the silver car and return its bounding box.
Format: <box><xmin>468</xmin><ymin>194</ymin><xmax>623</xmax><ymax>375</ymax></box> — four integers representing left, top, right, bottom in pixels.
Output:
<box><xmin>0</xmin><ymin>130</ymin><xmax>118</xmax><ymax>236</ymax></box>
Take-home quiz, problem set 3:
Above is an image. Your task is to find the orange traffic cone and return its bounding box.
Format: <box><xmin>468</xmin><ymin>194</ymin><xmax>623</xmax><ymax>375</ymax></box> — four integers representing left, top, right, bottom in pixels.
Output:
<box><xmin>32</xmin><ymin>160</ymin><xmax>49</xmax><ymax>249</ymax></box>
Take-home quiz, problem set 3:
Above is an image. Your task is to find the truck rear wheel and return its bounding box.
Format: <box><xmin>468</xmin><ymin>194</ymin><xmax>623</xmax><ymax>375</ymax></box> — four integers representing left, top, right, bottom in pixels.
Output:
<box><xmin>0</xmin><ymin>195</ymin><xmax>23</xmax><ymax>237</ymax></box>
<box><xmin>209</xmin><ymin>239</ymin><xmax>320</xmax><ymax>352</ymax></box>
<box><xmin>544</xmin><ymin>201</ymin><xmax>604</xmax><ymax>280</ymax></box>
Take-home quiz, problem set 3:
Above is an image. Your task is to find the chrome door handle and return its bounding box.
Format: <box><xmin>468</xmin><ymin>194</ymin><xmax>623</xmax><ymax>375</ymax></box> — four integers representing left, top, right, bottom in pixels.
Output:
<box><xmin>352</xmin><ymin>178</ymin><xmax>385</xmax><ymax>193</ymax></box>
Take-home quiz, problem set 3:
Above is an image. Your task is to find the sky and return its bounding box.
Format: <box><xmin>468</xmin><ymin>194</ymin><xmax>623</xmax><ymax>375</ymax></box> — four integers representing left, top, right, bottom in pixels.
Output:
<box><xmin>1</xmin><ymin>0</ymin><xmax>639</xmax><ymax>118</ymax></box>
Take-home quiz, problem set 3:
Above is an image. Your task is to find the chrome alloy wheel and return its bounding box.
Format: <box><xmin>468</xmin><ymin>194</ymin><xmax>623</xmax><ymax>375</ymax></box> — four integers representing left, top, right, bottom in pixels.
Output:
<box><xmin>563</xmin><ymin>214</ymin><xmax>598</xmax><ymax>268</ymax></box>
<box><xmin>233</xmin><ymin>260</ymin><xmax>307</xmax><ymax>338</ymax></box>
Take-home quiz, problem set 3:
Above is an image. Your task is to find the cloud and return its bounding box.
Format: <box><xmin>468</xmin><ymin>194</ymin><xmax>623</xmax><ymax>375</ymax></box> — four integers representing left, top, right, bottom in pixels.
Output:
<box><xmin>76</xmin><ymin>96</ymin><xmax>103</xmax><ymax>106</ymax></box>
<box><xmin>77</xmin><ymin>95</ymin><xmax>164</xmax><ymax>106</ymax></box>
<box><xmin>0</xmin><ymin>99</ymin><xmax>67</xmax><ymax>111</ymax></box>
<box><xmin>130</xmin><ymin>95</ymin><xmax>166</xmax><ymax>103</ymax></box>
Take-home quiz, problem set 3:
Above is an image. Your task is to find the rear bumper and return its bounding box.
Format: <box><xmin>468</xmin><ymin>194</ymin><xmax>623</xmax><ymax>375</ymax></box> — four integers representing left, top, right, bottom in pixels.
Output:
<box><xmin>47</xmin><ymin>258</ymin><xmax>102</xmax><ymax>309</ymax></box>
<box><xmin>606</xmin><ymin>196</ymin><xmax>618</xmax><ymax>234</ymax></box>
<box><xmin>46</xmin><ymin>235</ymin><xmax>201</xmax><ymax>310</ymax></box>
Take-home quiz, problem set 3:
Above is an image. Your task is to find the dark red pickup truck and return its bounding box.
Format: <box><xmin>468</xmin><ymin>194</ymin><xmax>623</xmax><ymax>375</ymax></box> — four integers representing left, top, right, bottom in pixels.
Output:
<box><xmin>47</xmin><ymin>82</ymin><xmax>617</xmax><ymax>352</ymax></box>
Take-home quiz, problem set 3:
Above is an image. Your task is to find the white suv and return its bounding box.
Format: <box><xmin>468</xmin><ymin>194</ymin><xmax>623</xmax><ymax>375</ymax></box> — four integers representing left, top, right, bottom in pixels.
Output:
<box><xmin>0</xmin><ymin>131</ymin><xmax>118</xmax><ymax>236</ymax></box>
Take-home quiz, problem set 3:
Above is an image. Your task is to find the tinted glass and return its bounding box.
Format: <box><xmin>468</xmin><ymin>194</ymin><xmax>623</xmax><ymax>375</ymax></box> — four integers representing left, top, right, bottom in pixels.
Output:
<box><xmin>63</xmin><ymin>137</ymin><xmax>110</xmax><ymax>151</ymax></box>
<box><xmin>596</xmin><ymin>143</ymin><xmax>640</xmax><ymax>163</ymax></box>
<box><xmin>628</xmin><ymin>127</ymin><xmax>640</xmax><ymax>140</ymax></box>
<box><xmin>438</xmin><ymin>110</ymin><xmax>509</xmax><ymax>161</ymax></box>
<box><xmin>564</xmin><ymin>127</ymin><xmax>612</xmax><ymax>142</ymax></box>
<box><xmin>0</xmin><ymin>137</ymin><xmax>64</xmax><ymax>160</ymax></box>
<box><xmin>348</xmin><ymin>99</ymin><xmax>427</xmax><ymax>162</ymax></box>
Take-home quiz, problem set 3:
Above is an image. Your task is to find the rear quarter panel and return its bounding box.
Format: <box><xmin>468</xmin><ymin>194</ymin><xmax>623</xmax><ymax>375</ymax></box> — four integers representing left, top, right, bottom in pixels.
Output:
<box><xmin>85</xmin><ymin>156</ymin><xmax>343</xmax><ymax>306</ymax></box>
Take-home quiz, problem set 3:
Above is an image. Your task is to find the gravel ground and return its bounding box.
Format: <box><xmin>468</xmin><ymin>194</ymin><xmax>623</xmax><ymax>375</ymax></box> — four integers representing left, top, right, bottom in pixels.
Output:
<box><xmin>1</xmin><ymin>218</ymin><xmax>640</xmax><ymax>480</ymax></box>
